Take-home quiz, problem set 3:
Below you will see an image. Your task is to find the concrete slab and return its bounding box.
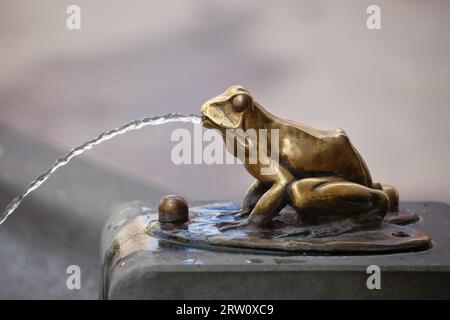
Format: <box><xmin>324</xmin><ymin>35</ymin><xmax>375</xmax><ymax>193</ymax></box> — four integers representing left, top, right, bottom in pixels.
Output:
<box><xmin>101</xmin><ymin>201</ymin><xmax>450</xmax><ymax>299</ymax></box>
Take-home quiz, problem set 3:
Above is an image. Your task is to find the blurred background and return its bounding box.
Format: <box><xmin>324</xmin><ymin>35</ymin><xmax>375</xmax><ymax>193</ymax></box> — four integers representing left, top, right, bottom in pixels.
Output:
<box><xmin>0</xmin><ymin>0</ymin><xmax>449</xmax><ymax>299</ymax></box>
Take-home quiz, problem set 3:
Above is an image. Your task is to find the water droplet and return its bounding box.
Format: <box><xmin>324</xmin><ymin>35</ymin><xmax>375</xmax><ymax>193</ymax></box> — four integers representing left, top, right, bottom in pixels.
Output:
<box><xmin>246</xmin><ymin>258</ymin><xmax>263</xmax><ymax>264</ymax></box>
<box><xmin>274</xmin><ymin>258</ymin><xmax>305</xmax><ymax>264</ymax></box>
<box><xmin>181</xmin><ymin>259</ymin><xmax>204</xmax><ymax>265</ymax></box>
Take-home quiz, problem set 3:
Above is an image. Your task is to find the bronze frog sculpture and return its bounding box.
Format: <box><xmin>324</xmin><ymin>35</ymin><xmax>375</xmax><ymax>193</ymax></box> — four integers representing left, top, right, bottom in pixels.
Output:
<box><xmin>201</xmin><ymin>85</ymin><xmax>398</xmax><ymax>230</ymax></box>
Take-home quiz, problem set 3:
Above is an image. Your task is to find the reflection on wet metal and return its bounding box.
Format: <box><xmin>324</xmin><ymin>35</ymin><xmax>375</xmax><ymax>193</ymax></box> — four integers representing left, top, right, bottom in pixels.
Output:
<box><xmin>182</xmin><ymin>259</ymin><xmax>204</xmax><ymax>265</ymax></box>
<box><xmin>274</xmin><ymin>258</ymin><xmax>305</xmax><ymax>264</ymax></box>
<box><xmin>246</xmin><ymin>258</ymin><xmax>263</xmax><ymax>264</ymax></box>
<box><xmin>148</xmin><ymin>202</ymin><xmax>431</xmax><ymax>254</ymax></box>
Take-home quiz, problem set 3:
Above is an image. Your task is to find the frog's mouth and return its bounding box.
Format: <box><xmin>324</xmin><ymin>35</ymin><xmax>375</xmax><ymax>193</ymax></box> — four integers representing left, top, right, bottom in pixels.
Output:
<box><xmin>201</xmin><ymin>115</ymin><xmax>220</xmax><ymax>129</ymax></box>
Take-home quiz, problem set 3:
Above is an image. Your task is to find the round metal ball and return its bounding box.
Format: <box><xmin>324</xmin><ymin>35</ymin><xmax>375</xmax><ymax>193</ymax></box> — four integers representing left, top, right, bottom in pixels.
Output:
<box><xmin>158</xmin><ymin>195</ymin><xmax>189</xmax><ymax>223</ymax></box>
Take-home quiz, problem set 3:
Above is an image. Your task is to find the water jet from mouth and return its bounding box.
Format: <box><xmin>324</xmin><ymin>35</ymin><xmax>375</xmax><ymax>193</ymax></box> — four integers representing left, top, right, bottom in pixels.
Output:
<box><xmin>0</xmin><ymin>113</ymin><xmax>202</xmax><ymax>226</ymax></box>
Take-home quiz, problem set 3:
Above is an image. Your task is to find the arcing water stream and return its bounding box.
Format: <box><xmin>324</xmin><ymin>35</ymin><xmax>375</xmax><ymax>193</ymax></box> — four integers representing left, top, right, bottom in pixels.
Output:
<box><xmin>0</xmin><ymin>113</ymin><xmax>202</xmax><ymax>226</ymax></box>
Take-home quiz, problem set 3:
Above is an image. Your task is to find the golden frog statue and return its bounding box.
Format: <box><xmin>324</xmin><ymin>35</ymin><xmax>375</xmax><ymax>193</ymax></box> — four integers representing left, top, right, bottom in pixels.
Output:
<box><xmin>201</xmin><ymin>85</ymin><xmax>398</xmax><ymax>230</ymax></box>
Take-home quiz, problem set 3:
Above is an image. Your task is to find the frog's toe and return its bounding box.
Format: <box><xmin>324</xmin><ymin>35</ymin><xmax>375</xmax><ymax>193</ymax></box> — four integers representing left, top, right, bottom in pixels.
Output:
<box><xmin>216</xmin><ymin>211</ymin><xmax>234</xmax><ymax>217</ymax></box>
<box><xmin>217</xmin><ymin>208</ymin><xmax>250</xmax><ymax>217</ymax></box>
<box><xmin>234</xmin><ymin>209</ymin><xmax>251</xmax><ymax>217</ymax></box>
<box><xmin>217</xmin><ymin>219</ymin><xmax>250</xmax><ymax>231</ymax></box>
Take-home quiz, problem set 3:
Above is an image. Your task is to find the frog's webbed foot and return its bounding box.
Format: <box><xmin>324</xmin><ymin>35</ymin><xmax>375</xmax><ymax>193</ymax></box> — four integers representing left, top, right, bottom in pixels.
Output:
<box><xmin>217</xmin><ymin>208</ymin><xmax>251</xmax><ymax>218</ymax></box>
<box><xmin>217</xmin><ymin>218</ymin><xmax>251</xmax><ymax>231</ymax></box>
<box><xmin>233</xmin><ymin>208</ymin><xmax>251</xmax><ymax>218</ymax></box>
<box><xmin>274</xmin><ymin>218</ymin><xmax>361</xmax><ymax>240</ymax></box>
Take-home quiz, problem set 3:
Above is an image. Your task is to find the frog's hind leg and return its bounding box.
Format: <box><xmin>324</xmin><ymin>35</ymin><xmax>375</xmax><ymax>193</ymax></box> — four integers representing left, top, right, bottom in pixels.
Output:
<box><xmin>371</xmin><ymin>181</ymin><xmax>399</xmax><ymax>212</ymax></box>
<box><xmin>382</xmin><ymin>185</ymin><xmax>399</xmax><ymax>212</ymax></box>
<box><xmin>290</xmin><ymin>177</ymin><xmax>389</xmax><ymax>227</ymax></box>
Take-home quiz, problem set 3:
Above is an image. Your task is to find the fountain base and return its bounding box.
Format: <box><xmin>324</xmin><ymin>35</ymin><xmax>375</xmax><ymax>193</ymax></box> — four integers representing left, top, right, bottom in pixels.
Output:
<box><xmin>100</xmin><ymin>201</ymin><xmax>449</xmax><ymax>299</ymax></box>
<box><xmin>147</xmin><ymin>202</ymin><xmax>430</xmax><ymax>254</ymax></box>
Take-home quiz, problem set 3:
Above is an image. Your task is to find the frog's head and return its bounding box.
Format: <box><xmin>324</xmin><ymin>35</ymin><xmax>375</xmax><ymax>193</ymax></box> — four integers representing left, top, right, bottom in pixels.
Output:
<box><xmin>201</xmin><ymin>85</ymin><xmax>254</xmax><ymax>132</ymax></box>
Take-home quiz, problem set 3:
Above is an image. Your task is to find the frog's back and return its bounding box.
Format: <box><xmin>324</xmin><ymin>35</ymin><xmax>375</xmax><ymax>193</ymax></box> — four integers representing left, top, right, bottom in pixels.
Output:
<box><xmin>278</xmin><ymin>119</ymin><xmax>373</xmax><ymax>186</ymax></box>
<box><xmin>282</xmin><ymin>119</ymin><xmax>344</xmax><ymax>139</ymax></box>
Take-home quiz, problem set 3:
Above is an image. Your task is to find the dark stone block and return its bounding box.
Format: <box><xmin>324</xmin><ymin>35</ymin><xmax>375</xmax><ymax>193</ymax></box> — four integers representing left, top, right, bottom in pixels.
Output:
<box><xmin>101</xmin><ymin>201</ymin><xmax>450</xmax><ymax>299</ymax></box>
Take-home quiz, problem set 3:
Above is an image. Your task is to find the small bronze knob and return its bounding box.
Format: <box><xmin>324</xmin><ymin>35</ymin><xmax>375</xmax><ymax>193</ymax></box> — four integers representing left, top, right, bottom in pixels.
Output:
<box><xmin>158</xmin><ymin>195</ymin><xmax>189</xmax><ymax>223</ymax></box>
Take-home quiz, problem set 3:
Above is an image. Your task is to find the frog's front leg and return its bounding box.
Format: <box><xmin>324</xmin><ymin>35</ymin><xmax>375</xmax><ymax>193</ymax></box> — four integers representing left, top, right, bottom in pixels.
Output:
<box><xmin>219</xmin><ymin>182</ymin><xmax>290</xmax><ymax>230</ymax></box>
<box><xmin>221</xmin><ymin>180</ymin><xmax>270</xmax><ymax>217</ymax></box>
<box><xmin>241</xmin><ymin>180</ymin><xmax>270</xmax><ymax>214</ymax></box>
<box><xmin>219</xmin><ymin>163</ymin><xmax>293</xmax><ymax>230</ymax></box>
<box><xmin>247</xmin><ymin>181</ymin><xmax>291</xmax><ymax>225</ymax></box>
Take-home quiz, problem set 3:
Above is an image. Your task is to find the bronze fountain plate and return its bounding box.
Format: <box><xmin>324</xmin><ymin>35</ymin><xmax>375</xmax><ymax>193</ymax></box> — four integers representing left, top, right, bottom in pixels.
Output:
<box><xmin>146</xmin><ymin>202</ymin><xmax>431</xmax><ymax>255</ymax></box>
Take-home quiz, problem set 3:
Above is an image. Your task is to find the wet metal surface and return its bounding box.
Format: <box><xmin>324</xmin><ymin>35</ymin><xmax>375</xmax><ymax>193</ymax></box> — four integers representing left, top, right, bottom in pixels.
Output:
<box><xmin>101</xmin><ymin>201</ymin><xmax>449</xmax><ymax>299</ymax></box>
<box><xmin>147</xmin><ymin>202</ymin><xmax>431</xmax><ymax>254</ymax></box>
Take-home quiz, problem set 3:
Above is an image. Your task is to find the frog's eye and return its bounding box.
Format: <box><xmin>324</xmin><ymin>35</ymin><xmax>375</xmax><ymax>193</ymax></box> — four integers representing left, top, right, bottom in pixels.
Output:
<box><xmin>231</xmin><ymin>94</ymin><xmax>252</xmax><ymax>113</ymax></box>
